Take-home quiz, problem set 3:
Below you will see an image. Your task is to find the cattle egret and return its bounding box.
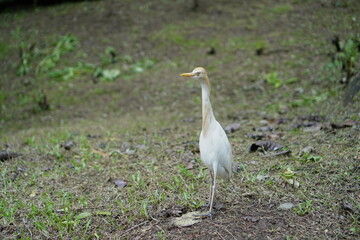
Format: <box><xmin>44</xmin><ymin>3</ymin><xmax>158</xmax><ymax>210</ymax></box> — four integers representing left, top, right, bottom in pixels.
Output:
<box><xmin>180</xmin><ymin>67</ymin><xmax>232</xmax><ymax>217</ymax></box>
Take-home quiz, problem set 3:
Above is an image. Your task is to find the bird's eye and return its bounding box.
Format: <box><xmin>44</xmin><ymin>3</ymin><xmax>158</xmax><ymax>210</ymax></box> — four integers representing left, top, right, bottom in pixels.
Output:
<box><xmin>196</xmin><ymin>72</ymin><xmax>201</xmax><ymax>76</ymax></box>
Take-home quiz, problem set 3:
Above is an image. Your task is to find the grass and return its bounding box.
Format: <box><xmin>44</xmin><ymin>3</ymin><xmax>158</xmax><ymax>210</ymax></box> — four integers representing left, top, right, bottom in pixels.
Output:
<box><xmin>1</xmin><ymin>0</ymin><xmax>360</xmax><ymax>239</ymax></box>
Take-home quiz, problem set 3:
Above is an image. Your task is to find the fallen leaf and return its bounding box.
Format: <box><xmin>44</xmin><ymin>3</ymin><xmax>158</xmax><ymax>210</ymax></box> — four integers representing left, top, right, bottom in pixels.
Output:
<box><xmin>172</xmin><ymin>211</ymin><xmax>203</xmax><ymax>227</ymax></box>
<box><xmin>224</xmin><ymin>123</ymin><xmax>241</xmax><ymax>134</ymax></box>
<box><xmin>249</xmin><ymin>141</ymin><xmax>284</xmax><ymax>153</ymax></box>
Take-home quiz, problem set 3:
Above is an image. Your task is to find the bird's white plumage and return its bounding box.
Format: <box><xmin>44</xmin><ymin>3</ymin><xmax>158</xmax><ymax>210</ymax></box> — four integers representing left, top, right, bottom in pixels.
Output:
<box><xmin>199</xmin><ymin>119</ymin><xmax>232</xmax><ymax>181</ymax></box>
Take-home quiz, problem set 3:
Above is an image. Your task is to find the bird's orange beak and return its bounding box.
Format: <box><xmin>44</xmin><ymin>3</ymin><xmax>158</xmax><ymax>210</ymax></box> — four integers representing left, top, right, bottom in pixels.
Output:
<box><xmin>180</xmin><ymin>72</ymin><xmax>195</xmax><ymax>77</ymax></box>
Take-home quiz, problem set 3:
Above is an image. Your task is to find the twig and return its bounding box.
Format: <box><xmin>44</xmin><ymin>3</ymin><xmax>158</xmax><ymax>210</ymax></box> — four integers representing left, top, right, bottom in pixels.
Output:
<box><xmin>119</xmin><ymin>221</ymin><xmax>148</xmax><ymax>238</ymax></box>
<box><xmin>23</xmin><ymin>218</ymin><xmax>32</xmax><ymax>238</ymax></box>
<box><xmin>217</xmin><ymin>231</ymin><xmax>226</xmax><ymax>240</ymax></box>
<box><xmin>224</xmin><ymin>227</ymin><xmax>238</xmax><ymax>240</ymax></box>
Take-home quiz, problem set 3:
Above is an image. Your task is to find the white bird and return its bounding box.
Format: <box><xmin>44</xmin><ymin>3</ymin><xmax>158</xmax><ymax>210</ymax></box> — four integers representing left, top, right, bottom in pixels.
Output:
<box><xmin>180</xmin><ymin>67</ymin><xmax>232</xmax><ymax>217</ymax></box>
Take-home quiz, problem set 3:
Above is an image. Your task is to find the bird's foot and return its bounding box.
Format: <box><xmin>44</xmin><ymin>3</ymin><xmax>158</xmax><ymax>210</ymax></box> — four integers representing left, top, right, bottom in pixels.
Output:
<box><xmin>193</xmin><ymin>211</ymin><xmax>214</xmax><ymax>219</ymax></box>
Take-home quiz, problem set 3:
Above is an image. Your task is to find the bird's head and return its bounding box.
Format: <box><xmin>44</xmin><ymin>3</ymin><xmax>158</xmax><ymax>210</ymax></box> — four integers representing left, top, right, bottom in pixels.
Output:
<box><xmin>180</xmin><ymin>67</ymin><xmax>208</xmax><ymax>81</ymax></box>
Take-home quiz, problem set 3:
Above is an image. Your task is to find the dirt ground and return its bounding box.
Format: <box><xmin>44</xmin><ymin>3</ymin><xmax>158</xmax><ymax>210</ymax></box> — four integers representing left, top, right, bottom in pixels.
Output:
<box><xmin>0</xmin><ymin>0</ymin><xmax>359</xmax><ymax>239</ymax></box>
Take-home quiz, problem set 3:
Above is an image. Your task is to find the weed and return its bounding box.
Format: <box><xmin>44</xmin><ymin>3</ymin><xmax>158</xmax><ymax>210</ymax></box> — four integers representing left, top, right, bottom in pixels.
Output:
<box><xmin>281</xmin><ymin>168</ymin><xmax>296</xmax><ymax>179</ymax></box>
<box><xmin>101</xmin><ymin>46</ymin><xmax>116</xmax><ymax>65</ymax></box>
<box><xmin>18</xmin><ymin>42</ymin><xmax>36</xmax><ymax>76</ymax></box>
<box><xmin>299</xmin><ymin>154</ymin><xmax>322</xmax><ymax>163</ymax></box>
<box><xmin>291</xmin><ymin>92</ymin><xmax>328</xmax><ymax>108</ymax></box>
<box><xmin>336</xmin><ymin>37</ymin><xmax>360</xmax><ymax>80</ymax></box>
<box><xmin>294</xmin><ymin>200</ymin><xmax>314</xmax><ymax>216</ymax></box>
<box><xmin>37</xmin><ymin>34</ymin><xmax>78</xmax><ymax>74</ymax></box>
<box><xmin>49</xmin><ymin>62</ymin><xmax>95</xmax><ymax>82</ymax></box>
<box><xmin>265</xmin><ymin>72</ymin><xmax>283</xmax><ymax>88</ymax></box>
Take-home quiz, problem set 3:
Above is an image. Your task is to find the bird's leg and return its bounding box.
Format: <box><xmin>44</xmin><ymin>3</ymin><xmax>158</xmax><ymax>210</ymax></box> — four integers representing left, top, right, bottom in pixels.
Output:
<box><xmin>209</xmin><ymin>170</ymin><xmax>217</xmax><ymax>216</ymax></box>
<box><xmin>209</xmin><ymin>170</ymin><xmax>214</xmax><ymax>207</ymax></box>
<box><xmin>194</xmin><ymin>170</ymin><xmax>215</xmax><ymax>219</ymax></box>
<box><xmin>202</xmin><ymin>170</ymin><xmax>214</xmax><ymax>208</ymax></box>
<box><xmin>196</xmin><ymin>168</ymin><xmax>217</xmax><ymax>219</ymax></box>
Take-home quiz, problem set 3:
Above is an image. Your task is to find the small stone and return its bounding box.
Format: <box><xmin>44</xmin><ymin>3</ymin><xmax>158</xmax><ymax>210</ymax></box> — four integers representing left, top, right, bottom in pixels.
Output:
<box><xmin>62</xmin><ymin>141</ymin><xmax>74</xmax><ymax>150</ymax></box>
<box><xmin>286</xmin><ymin>179</ymin><xmax>300</xmax><ymax>188</ymax></box>
<box><xmin>278</xmin><ymin>203</ymin><xmax>294</xmax><ymax>210</ymax></box>
<box><xmin>112</xmin><ymin>179</ymin><xmax>127</xmax><ymax>188</ymax></box>
<box><xmin>185</xmin><ymin>162</ymin><xmax>194</xmax><ymax>170</ymax></box>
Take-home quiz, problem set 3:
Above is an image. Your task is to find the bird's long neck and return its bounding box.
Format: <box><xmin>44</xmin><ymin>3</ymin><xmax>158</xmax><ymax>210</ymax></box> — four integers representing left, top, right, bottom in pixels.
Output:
<box><xmin>201</xmin><ymin>77</ymin><xmax>215</xmax><ymax>135</ymax></box>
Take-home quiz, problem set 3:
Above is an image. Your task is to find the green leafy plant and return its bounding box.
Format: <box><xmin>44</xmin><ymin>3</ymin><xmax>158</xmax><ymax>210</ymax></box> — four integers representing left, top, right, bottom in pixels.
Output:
<box><xmin>291</xmin><ymin>91</ymin><xmax>328</xmax><ymax>107</ymax></box>
<box><xmin>294</xmin><ymin>200</ymin><xmax>314</xmax><ymax>216</ymax></box>
<box><xmin>336</xmin><ymin>37</ymin><xmax>360</xmax><ymax>80</ymax></box>
<box><xmin>49</xmin><ymin>62</ymin><xmax>95</xmax><ymax>82</ymax></box>
<box><xmin>265</xmin><ymin>72</ymin><xmax>283</xmax><ymax>88</ymax></box>
<box><xmin>299</xmin><ymin>154</ymin><xmax>322</xmax><ymax>163</ymax></box>
<box><xmin>37</xmin><ymin>34</ymin><xmax>78</xmax><ymax>74</ymax></box>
